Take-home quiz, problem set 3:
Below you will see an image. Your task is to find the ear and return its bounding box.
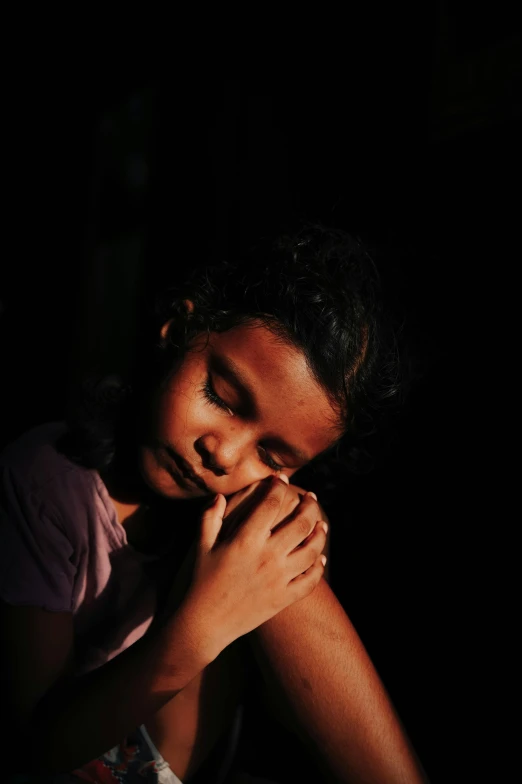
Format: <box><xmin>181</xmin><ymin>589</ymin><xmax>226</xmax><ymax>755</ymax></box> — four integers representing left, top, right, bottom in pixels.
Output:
<box><xmin>160</xmin><ymin>300</ymin><xmax>194</xmax><ymax>342</ymax></box>
<box><xmin>160</xmin><ymin>319</ymin><xmax>173</xmax><ymax>342</ymax></box>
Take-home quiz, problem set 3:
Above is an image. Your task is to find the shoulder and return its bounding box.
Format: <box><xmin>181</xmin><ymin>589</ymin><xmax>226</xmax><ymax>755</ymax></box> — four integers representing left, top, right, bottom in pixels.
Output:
<box><xmin>0</xmin><ymin>422</ymin><xmax>106</xmax><ymax>538</ymax></box>
<box><xmin>0</xmin><ymin>424</ymin><xmax>121</xmax><ymax>612</ymax></box>
<box><xmin>2</xmin><ymin>422</ymin><xmax>83</xmax><ymax>488</ymax></box>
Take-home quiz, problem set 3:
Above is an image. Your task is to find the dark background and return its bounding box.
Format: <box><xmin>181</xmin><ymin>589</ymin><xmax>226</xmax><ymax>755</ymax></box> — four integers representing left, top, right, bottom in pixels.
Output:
<box><xmin>1</xmin><ymin>7</ymin><xmax>520</xmax><ymax>782</ymax></box>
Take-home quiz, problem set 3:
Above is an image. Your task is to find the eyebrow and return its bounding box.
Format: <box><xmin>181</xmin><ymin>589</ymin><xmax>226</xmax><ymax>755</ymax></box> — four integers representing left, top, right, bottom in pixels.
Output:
<box><xmin>209</xmin><ymin>352</ymin><xmax>312</xmax><ymax>464</ymax></box>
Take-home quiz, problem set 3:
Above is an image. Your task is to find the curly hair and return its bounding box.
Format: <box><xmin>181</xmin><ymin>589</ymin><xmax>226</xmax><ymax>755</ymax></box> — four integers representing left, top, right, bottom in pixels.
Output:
<box><xmin>58</xmin><ymin>223</ymin><xmax>407</xmax><ymax>496</ymax></box>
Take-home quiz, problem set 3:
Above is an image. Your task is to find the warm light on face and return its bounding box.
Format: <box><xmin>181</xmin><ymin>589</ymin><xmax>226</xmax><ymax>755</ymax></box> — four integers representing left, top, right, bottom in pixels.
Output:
<box><xmin>138</xmin><ymin>323</ymin><xmax>341</xmax><ymax>500</ymax></box>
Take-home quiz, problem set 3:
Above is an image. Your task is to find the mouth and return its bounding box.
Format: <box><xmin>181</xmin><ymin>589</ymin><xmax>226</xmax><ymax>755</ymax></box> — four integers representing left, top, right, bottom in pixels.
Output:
<box><xmin>165</xmin><ymin>447</ymin><xmax>211</xmax><ymax>494</ymax></box>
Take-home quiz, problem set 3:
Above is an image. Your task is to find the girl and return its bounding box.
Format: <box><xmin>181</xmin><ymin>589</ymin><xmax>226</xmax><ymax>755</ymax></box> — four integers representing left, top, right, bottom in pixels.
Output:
<box><xmin>0</xmin><ymin>225</ymin><xmax>428</xmax><ymax>783</ymax></box>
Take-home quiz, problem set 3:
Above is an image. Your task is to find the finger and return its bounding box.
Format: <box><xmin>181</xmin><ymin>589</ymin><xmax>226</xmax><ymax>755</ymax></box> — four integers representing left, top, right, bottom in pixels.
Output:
<box><xmin>287</xmin><ymin>523</ymin><xmax>327</xmax><ymax>574</ymax></box>
<box><xmin>199</xmin><ymin>494</ymin><xmax>227</xmax><ymax>552</ymax></box>
<box><xmin>287</xmin><ymin>554</ymin><xmax>327</xmax><ymax>595</ymax></box>
<box><xmin>271</xmin><ymin>492</ymin><xmax>321</xmax><ymax>553</ymax></box>
<box><xmin>236</xmin><ymin>475</ymin><xmax>291</xmax><ymax>540</ymax></box>
<box><xmin>225</xmin><ymin>474</ymin><xmax>291</xmax><ymax>525</ymax></box>
<box><xmin>220</xmin><ymin>476</ymin><xmax>283</xmax><ymax>542</ymax></box>
<box><xmin>224</xmin><ymin>478</ymin><xmax>264</xmax><ymax>508</ymax></box>
<box><xmin>220</xmin><ymin>481</ymin><xmax>266</xmax><ymax>542</ymax></box>
<box><xmin>291</xmin><ymin>519</ymin><xmax>328</xmax><ymax>552</ymax></box>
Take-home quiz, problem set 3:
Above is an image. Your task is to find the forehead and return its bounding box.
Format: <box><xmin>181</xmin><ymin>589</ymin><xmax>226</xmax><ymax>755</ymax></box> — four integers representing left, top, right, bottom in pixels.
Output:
<box><xmin>207</xmin><ymin>323</ymin><xmax>341</xmax><ymax>459</ymax></box>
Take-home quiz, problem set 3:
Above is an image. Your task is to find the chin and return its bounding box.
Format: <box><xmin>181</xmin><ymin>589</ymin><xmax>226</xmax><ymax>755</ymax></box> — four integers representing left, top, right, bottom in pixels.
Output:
<box><xmin>138</xmin><ymin>446</ymin><xmax>209</xmax><ymax>500</ymax></box>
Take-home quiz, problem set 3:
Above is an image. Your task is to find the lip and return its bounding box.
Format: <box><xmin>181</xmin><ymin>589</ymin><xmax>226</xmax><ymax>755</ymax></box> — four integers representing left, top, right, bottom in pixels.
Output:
<box><xmin>165</xmin><ymin>448</ymin><xmax>211</xmax><ymax>493</ymax></box>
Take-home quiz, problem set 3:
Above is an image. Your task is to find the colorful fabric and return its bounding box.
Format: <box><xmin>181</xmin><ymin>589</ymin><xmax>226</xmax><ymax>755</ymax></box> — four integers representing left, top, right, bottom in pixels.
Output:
<box><xmin>71</xmin><ymin>725</ymin><xmax>183</xmax><ymax>784</ymax></box>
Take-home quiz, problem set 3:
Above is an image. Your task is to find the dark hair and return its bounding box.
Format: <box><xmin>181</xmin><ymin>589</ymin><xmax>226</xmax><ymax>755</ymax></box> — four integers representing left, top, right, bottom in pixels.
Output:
<box><xmin>58</xmin><ymin>223</ymin><xmax>407</xmax><ymax>496</ymax></box>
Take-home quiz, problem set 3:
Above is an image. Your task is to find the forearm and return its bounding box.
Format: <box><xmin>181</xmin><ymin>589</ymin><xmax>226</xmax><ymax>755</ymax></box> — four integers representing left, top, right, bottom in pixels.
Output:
<box><xmin>248</xmin><ymin>578</ymin><xmax>428</xmax><ymax>784</ymax></box>
<box><xmin>26</xmin><ymin>600</ymin><xmax>220</xmax><ymax>775</ymax></box>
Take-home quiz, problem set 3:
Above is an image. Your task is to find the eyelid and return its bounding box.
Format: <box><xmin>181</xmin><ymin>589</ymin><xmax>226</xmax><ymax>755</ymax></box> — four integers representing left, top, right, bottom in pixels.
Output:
<box><xmin>204</xmin><ymin>376</ymin><xmax>234</xmax><ymax>415</ymax></box>
<box><xmin>259</xmin><ymin>445</ymin><xmax>284</xmax><ymax>472</ymax></box>
<box><xmin>205</xmin><ymin>374</ymin><xmax>285</xmax><ymax>471</ymax></box>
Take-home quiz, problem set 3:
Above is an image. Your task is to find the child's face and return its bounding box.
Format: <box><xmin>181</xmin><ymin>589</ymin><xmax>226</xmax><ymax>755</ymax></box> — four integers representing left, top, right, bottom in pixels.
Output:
<box><xmin>138</xmin><ymin>322</ymin><xmax>341</xmax><ymax>499</ymax></box>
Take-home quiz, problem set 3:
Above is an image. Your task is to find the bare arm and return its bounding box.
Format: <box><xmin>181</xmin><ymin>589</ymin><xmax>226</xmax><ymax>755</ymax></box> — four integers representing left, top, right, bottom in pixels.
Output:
<box><xmin>1</xmin><ymin>477</ymin><xmax>327</xmax><ymax>776</ymax></box>
<box><xmin>0</xmin><ymin>598</ymin><xmax>218</xmax><ymax>776</ymax></box>
<box><xmin>248</xmin><ymin>576</ymin><xmax>429</xmax><ymax>784</ymax></box>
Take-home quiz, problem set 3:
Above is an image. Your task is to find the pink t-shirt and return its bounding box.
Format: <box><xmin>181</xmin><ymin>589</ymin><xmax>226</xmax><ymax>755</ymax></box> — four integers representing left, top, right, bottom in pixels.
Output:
<box><xmin>0</xmin><ymin>422</ymin><xmax>182</xmax><ymax>676</ymax></box>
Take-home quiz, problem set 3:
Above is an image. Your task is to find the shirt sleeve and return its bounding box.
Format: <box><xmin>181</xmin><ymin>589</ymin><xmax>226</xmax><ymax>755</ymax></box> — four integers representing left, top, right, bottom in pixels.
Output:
<box><xmin>0</xmin><ymin>465</ymin><xmax>76</xmax><ymax>612</ymax></box>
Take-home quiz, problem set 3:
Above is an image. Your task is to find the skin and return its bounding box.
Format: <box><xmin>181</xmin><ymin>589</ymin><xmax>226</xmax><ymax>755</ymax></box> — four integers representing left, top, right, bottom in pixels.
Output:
<box><xmin>0</xmin><ymin>313</ymin><xmax>427</xmax><ymax>781</ymax></box>
<box><xmin>104</xmin><ymin>320</ymin><xmax>427</xmax><ymax>783</ymax></box>
<box><xmin>138</xmin><ymin>321</ymin><xmax>341</xmax><ymax>501</ymax></box>
<box><xmin>107</xmin><ymin>320</ymin><xmax>339</xmax><ymax>779</ymax></box>
<box><xmin>108</xmin><ymin>318</ymin><xmax>339</xmax><ymax>548</ymax></box>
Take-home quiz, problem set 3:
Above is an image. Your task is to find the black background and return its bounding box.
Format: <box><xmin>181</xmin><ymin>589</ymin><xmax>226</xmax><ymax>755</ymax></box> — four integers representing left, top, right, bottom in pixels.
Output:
<box><xmin>1</xmin><ymin>9</ymin><xmax>520</xmax><ymax>782</ymax></box>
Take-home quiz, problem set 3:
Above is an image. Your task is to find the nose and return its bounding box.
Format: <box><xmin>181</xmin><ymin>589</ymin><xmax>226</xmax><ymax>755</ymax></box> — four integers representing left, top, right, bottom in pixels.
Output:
<box><xmin>195</xmin><ymin>433</ymin><xmax>243</xmax><ymax>477</ymax></box>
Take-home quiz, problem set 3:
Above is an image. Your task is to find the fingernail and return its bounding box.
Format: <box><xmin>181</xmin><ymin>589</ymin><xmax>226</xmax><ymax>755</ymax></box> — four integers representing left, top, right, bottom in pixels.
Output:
<box><xmin>321</xmin><ymin>521</ymin><xmax>328</xmax><ymax>534</ymax></box>
<box><xmin>279</xmin><ymin>473</ymin><xmax>289</xmax><ymax>484</ymax></box>
<box><xmin>306</xmin><ymin>491</ymin><xmax>317</xmax><ymax>501</ymax></box>
<box><xmin>320</xmin><ymin>555</ymin><xmax>327</xmax><ymax>566</ymax></box>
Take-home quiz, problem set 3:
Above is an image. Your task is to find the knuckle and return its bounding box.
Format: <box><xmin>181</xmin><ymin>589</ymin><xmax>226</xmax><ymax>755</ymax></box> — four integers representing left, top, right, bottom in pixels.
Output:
<box><xmin>297</xmin><ymin>517</ymin><xmax>311</xmax><ymax>538</ymax></box>
<box><xmin>263</xmin><ymin>493</ymin><xmax>282</xmax><ymax>513</ymax></box>
<box><xmin>286</xmin><ymin>483</ymin><xmax>301</xmax><ymax>500</ymax></box>
<box><xmin>255</xmin><ymin>556</ymin><xmax>270</xmax><ymax>573</ymax></box>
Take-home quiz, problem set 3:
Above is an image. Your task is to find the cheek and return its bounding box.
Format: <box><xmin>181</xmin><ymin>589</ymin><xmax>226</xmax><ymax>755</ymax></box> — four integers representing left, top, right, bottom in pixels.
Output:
<box><xmin>157</xmin><ymin>380</ymin><xmax>213</xmax><ymax>439</ymax></box>
<box><xmin>138</xmin><ymin>446</ymin><xmax>187</xmax><ymax>499</ymax></box>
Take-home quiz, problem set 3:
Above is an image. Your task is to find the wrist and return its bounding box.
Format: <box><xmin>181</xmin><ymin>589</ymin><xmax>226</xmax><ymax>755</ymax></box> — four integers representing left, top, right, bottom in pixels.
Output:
<box><xmin>162</xmin><ymin>596</ymin><xmax>226</xmax><ymax>670</ymax></box>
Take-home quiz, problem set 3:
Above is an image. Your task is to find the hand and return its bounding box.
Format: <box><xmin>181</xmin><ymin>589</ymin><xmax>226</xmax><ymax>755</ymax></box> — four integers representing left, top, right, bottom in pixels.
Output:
<box><xmin>180</xmin><ymin>475</ymin><xmax>328</xmax><ymax>652</ymax></box>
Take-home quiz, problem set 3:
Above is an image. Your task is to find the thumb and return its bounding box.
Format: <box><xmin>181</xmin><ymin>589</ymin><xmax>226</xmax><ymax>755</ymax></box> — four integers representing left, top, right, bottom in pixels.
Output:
<box><xmin>199</xmin><ymin>494</ymin><xmax>227</xmax><ymax>552</ymax></box>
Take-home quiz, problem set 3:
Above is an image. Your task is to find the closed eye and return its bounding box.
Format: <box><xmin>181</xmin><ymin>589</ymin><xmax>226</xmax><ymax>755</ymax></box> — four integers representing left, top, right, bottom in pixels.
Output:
<box><xmin>202</xmin><ymin>376</ymin><xmax>285</xmax><ymax>472</ymax></box>
<box><xmin>202</xmin><ymin>377</ymin><xmax>233</xmax><ymax>415</ymax></box>
<box><xmin>258</xmin><ymin>445</ymin><xmax>284</xmax><ymax>472</ymax></box>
